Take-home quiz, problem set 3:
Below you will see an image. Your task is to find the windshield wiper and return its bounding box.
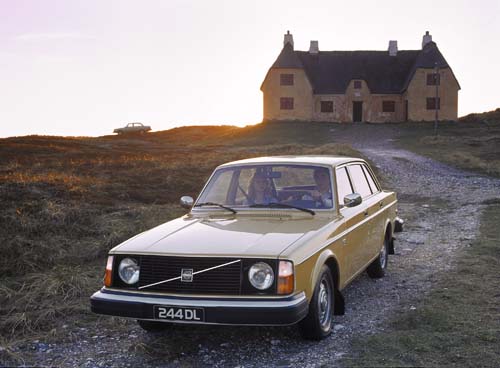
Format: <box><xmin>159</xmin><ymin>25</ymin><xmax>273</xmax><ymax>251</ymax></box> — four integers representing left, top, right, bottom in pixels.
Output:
<box><xmin>249</xmin><ymin>202</ymin><xmax>315</xmax><ymax>216</ymax></box>
<box><xmin>194</xmin><ymin>202</ymin><xmax>237</xmax><ymax>214</ymax></box>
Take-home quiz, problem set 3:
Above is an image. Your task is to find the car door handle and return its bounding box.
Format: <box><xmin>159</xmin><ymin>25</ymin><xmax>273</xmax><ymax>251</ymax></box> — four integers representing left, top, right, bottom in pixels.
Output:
<box><xmin>379</xmin><ymin>201</ymin><xmax>384</xmax><ymax>208</ymax></box>
<box><xmin>364</xmin><ymin>211</ymin><xmax>369</xmax><ymax>217</ymax></box>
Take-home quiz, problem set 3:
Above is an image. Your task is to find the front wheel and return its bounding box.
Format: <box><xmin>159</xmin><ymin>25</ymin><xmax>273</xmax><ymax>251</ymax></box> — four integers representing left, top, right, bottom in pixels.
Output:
<box><xmin>299</xmin><ymin>265</ymin><xmax>335</xmax><ymax>340</ymax></box>
<box><xmin>367</xmin><ymin>234</ymin><xmax>389</xmax><ymax>279</ymax></box>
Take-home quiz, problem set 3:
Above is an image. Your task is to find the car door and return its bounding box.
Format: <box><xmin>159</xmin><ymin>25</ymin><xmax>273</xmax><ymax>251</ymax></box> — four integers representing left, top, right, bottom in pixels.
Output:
<box><xmin>360</xmin><ymin>164</ymin><xmax>386</xmax><ymax>255</ymax></box>
<box><xmin>344</xmin><ymin>164</ymin><xmax>377</xmax><ymax>276</ymax></box>
<box><xmin>335</xmin><ymin>166</ymin><xmax>371</xmax><ymax>280</ymax></box>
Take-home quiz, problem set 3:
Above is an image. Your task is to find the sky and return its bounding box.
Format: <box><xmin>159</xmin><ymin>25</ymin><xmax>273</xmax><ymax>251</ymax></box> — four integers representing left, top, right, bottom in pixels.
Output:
<box><xmin>0</xmin><ymin>0</ymin><xmax>499</xmax><ymax>137</ymax></box>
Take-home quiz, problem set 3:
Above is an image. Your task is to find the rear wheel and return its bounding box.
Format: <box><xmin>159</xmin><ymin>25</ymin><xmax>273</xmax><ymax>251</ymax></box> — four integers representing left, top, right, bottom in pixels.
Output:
<box><xmin>367</xmin><ymin>232</ymin><xmax>389</xmax><ymax>279</ymax></box>
<box><xmin>299</xmin><ymin>265</ymin><xmax>335</xmax><ymax>340</ymax></box>
<box><xmin>137</xmin><ymin>320</ymin><xmax>171</xmax><ymax>332</ymax></box>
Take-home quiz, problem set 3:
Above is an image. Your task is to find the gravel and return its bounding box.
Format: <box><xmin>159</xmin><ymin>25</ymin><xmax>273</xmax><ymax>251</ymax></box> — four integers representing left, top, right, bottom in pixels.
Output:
<box><xmin>6</xmin><ymin>128</ymin><xmax>500</xmax><ymax>368</ymax></box>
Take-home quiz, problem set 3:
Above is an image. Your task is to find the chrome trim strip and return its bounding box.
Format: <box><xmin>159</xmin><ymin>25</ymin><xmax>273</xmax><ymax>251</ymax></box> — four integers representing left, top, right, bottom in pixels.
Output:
<box><xmin>92</xmin><ymin>290</ymin><xmax>306</xmax><ymax>308</ymax></box>
<box><xmin>103</xmin><ymin>287</ymin><xmax>291</xmax><ymax>300</ymax></box>
<box><xmin>138</xmin><ymin>259</ymin><xmax>241</xmax><ymax>290</ymax></box>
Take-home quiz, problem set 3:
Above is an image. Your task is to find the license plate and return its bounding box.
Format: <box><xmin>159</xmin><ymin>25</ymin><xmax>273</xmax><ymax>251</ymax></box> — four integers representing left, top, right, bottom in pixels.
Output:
<box><xmin>154</xmin><ymin>305</ymin><xmax>205</xmax><ymax>322</ymax></box>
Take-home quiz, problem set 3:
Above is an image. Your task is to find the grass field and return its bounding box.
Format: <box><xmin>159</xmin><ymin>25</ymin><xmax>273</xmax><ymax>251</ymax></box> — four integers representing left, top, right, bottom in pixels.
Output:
<box><xmin>0</xmin><ymin>121</ymin><xmax>360</xmax><ymax>359</ymax></box>
<box><xmin>396</xmin><ymin>109</ymin><xmax>500</xmax><ymax>178</ymax></box>
<box><xmin>1</xmin><ymin>112</ymin><xmax>499</xmax><ymax>365</ymax></box>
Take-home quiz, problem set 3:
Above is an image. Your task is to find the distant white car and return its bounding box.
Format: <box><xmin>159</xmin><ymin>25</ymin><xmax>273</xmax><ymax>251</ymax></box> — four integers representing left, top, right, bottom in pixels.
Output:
<box><xmin>113</xmin><ymin>122</ymin><xmax>151</xmax><ymax>135</ymax></box>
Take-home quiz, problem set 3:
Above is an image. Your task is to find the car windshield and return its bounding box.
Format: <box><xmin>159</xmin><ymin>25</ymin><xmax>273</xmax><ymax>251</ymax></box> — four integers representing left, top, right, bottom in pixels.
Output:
<box><xmin>195</xmin><ymin>164</ymin><xmax>335</xmax><ymax>210</ymax></box>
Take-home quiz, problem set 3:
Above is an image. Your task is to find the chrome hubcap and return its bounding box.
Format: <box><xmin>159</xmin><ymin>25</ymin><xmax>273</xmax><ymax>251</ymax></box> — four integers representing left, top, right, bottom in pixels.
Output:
<box><xmin>318</xmin><ymin>279</ymin><xmax>331</xmax><ymax>328</ymax></box>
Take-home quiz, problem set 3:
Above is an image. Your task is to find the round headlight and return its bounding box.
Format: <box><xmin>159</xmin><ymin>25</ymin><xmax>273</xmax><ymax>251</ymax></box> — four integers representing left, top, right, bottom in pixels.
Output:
<box><xmin>248</xmin><ymin>262</ymin><xmax>274</xmax><ymax>290</ymax></box>
<box><xmin>118</xmin><ymin>258</ymin><xmax>140</xmax><ymax>285</ymax></box>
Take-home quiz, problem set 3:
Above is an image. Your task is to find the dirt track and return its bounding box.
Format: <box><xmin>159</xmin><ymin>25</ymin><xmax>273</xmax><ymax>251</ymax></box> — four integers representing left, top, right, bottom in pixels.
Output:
<box><xmin>13</xmin><ymin>127</ymin><xmax>500</xmax><ymax>367</ymax></box>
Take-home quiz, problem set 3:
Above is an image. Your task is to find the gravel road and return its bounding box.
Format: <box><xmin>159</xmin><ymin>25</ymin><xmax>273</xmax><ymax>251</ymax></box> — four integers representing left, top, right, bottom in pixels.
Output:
<box><xmin>10</xmin><ymin>127</ymin><xmax>500</xmax><ymax>368</ymax></box>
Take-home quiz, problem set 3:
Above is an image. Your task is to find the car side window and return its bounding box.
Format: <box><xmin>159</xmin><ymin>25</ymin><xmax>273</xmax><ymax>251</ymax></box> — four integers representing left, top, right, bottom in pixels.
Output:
<box><xmin>336</xmin><ymin>167</ymin><xmax>353</xmax><ymax>207</ymax></box>
<box><xmin>347</xmin><ymin>164</ymin><xmax>372</xmax><ymax>198</ymax></box>
<box><xmin>362</xmin><ymin>165</ymin><xmax>379</xmax><ymax>194</ymax></box>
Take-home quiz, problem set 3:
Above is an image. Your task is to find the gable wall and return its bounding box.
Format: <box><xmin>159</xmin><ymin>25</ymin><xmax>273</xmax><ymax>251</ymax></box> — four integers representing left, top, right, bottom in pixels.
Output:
<box><xmin>262</xmin><ymin>68</ymin><xmax>313</xmax><ymax>121</ymax></box>
<box><xmin>406</xmin><ymin>68</ymin><xmax>459</xmax><ymax>121</ymax></box>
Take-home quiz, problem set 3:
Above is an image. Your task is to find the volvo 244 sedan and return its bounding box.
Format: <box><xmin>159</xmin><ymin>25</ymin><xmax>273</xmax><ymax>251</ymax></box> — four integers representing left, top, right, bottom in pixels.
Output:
<box><xmin>90</xmin><ymin>156</ymin><xmax>403</xmax><ymax>340</ymax></box>
<box><xmin>113</xmin><ymin>122</ymin><xmax>151</xmax><ymax>135</ymax></box>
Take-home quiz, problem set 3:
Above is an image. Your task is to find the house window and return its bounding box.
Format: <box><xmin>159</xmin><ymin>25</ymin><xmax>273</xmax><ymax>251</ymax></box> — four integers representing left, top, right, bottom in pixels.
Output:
<box><xmin>280</xmin><ymin>74</ymin><xmax>294</xmax><ymax>86</ymax></box>
<box><xmin>427</xmin><ymin>73</ymin><xmax>440</xmax><ymax>85</ymax></box>
<box><xmin>382</xmin><ymin>101</ymin><xmax>395</xmax><ymax>112</ymax></box>
<box><xmin>280</xmin><ymin>97</ymin><xmax>294</xmax><ymax>110</ymax></box>
<box><xmin>426</xmin><ymin>97</ymin><xmax>441</xmax><ymax>110</ymax></box>
<box><xmin>320</xmin><ymin>101</ymin><xmax>334</xmax><ymax>113</ymax></box>
<box><xmin>353</xmin><ymin>80</ymin><xmax>362</xmax><ymax>89</ymax></box>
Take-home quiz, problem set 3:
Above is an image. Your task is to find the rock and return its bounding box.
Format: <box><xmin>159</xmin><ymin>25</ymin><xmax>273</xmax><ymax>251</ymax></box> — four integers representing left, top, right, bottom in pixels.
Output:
<box><xmin>334</xmin><ymin>324</ymin><xmax>345</xmax><ymax>332</ymax></box>
<box><xmin>37</xmin><ymin>343</ymin><xmax>49</xmax><ymax>352</ymax></box>
<box><xmin>270</xmin><ymin>339</ymin><xmax>280</xmax><ymax>346</ymax></box>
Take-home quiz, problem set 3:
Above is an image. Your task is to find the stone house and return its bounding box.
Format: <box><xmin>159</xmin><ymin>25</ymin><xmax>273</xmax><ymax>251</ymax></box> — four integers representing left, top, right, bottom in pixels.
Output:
<box><xmin>261</xmin><ymin>31</ymin><xmax>460</xmax><ymax>123</ymax></box>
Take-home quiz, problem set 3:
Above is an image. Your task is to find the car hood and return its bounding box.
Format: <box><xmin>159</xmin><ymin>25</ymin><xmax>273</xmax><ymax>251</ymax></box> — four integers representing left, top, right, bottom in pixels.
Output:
<box><xmin>111</xmin><ymin>215</ymin><xmax>333</xmax><ymax>258</ymax></box>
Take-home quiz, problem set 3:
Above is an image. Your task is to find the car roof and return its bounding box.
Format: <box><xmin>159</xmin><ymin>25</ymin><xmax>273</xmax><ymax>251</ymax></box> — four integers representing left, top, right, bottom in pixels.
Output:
<box><xmin>218</xmin><ymin>155</ymin><xmax>366</xmax><ymax>168</ymax></box>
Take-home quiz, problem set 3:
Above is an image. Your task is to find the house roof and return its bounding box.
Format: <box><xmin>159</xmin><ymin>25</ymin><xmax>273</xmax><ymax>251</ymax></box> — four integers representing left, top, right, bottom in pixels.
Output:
<box><xmin>266</xmin><ymin>41</ymin><xmax>459</xmax><ymax>94</ymax></box>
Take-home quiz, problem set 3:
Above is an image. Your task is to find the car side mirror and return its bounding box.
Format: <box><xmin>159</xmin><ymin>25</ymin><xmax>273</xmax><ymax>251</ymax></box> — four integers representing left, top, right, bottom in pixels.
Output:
<box><xmin>344</xmin><ymin>193</ymin><xmax>362</xmax><ymax>208</ymax></box>
<box><xmin>180</xmin><ymin>196</ymin><xmax>194</xmax><ymax>209</ymax></box>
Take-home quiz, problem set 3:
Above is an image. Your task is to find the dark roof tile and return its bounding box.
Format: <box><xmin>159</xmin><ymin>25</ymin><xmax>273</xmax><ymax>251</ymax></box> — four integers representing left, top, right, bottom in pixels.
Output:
<box><xmin>268</xmin><ymin>42</ymin><xmax>458</xmax><ymax>93</ymax></box>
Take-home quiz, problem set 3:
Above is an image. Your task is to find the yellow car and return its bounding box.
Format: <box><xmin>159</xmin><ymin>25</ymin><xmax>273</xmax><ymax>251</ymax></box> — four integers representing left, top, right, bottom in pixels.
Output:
<box><xmin>90</xmin><ymin>156</ymin><xmax>403</xmax><ymax>340</ymax></box>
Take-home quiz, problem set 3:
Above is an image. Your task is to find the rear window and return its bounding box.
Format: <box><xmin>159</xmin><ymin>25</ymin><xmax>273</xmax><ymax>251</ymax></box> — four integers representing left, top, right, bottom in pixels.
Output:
<box><xmin>362</xmin><ymin>165</ymin><xmax>379</xmax><ymax>194</ymax></box>
<box><xmin>336</xmin><ymin>167</ymin><xmax>353</xmax><ymax>206</ymax></box>
<box><xmin>347</xmin><ymin>164</ymin><xmax>372</xmax><ymax>198</ymax></box>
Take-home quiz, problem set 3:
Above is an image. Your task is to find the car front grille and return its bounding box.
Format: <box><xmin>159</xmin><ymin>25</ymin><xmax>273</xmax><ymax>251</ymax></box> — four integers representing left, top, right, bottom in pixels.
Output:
<box><xmin>137</xmin><ymin>256</ymin><xmax>242</xmax><ymax>295</ymax></box>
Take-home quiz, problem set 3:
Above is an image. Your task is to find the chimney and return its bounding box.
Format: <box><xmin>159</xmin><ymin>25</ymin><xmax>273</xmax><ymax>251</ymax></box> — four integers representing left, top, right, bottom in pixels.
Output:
<box><xmin>422</xmin><ymin>31</ymin><xmax>432</xmax><ymax>48</ymax></box>
<box><xmin>283</xmin><ymin>30</ymin><xmax>294</xmax><ymax>49</ymax></box>
<box><xmin>309</xmin><ymin>40</ymin><xmax>319</xmax><ymax>54</ymax></box>
<box><xmin>388</xmin><ymin>40</ymin><xmax>398</xmax><ymax>56</ymax></box>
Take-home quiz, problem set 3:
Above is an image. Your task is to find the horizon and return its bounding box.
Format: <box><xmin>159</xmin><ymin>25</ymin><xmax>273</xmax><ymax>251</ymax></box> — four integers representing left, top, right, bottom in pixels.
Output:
<box><xmin>1</xmin><ymin>0</ymin><xmax>499</xmax><ymax>138</ymax></box>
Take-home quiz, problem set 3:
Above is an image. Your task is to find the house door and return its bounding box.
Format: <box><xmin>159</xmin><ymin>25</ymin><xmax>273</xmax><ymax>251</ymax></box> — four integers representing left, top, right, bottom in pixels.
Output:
<box><xmin>353</xmin><ymin>101</ymin><xmax>363</xmax><ymax>122</ymax></box>
<box><xmin>405</xmin><ymin>100</ymin><xmax>409</xmax><ymax>121</ymax></box>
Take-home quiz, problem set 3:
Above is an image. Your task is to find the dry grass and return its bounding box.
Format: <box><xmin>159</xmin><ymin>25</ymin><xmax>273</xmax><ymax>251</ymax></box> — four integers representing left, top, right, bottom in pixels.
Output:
<box><xmin>397</xmin><ymin>109</ymin><xmax>500</xmax><ymax>177</ymax></box>
<box><xmin>0</xmin><ymin>122</ymin><xmax>362</xmax><ymax>345</ymax></box>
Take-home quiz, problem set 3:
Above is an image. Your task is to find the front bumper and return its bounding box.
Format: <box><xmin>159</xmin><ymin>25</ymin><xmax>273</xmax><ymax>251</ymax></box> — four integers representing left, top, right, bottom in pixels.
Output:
<box><xmin>90</xmin><ymin>288</ymin><xmax>309</xmax><ymax>326</ymax></box>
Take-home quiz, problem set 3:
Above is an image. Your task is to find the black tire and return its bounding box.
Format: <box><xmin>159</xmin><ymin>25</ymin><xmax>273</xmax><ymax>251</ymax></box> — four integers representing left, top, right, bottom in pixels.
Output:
<box><xmin>137</xmin><ymin>320</ymin><xmax>171</xmax><ymax>332</ymax></box>
<box><xmin>367</xmin><ymin>232</ymin><xmax>389</xmax><ymax>279</ymax></box>
<box><xmin>299</xmin><ymin>265</ymin><xmax>335</xmax><ymax>340</ymax></box>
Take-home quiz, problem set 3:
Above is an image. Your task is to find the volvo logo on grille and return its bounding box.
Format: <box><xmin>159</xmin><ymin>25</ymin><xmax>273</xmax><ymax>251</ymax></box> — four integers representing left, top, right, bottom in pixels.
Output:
<box><xmin>181</xmin><ymin>268</ymin><xmax>194</xmax><ymax>282</ymax></box>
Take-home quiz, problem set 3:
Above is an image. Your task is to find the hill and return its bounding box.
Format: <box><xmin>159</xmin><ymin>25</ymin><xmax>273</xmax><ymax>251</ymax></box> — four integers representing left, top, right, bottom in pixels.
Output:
<box><xmin>1</xmin><ymin>118</ymin><xmax>499</xmax><ymax>365</ymax></box>
<box><xmin>0</xmin><ymin>121</ymin><xmax>359</xmax><ymax>352</ymax></box>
